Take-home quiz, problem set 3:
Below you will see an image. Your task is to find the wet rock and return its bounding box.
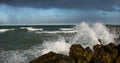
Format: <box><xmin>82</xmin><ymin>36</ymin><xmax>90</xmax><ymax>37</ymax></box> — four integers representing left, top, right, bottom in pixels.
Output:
<box><xmin>93</xmin><ymin>44</ymin><xmax>102</xmax><ymax>59</ymax></box>
<box><xmin>104</xmin><ymin>43</ymin><xmax>118</xmax><ymax>61</ymax></box>
<box><xmin>29</xmin><ymin>43</ymin><xmax>119</xmax><ymax>63</ymax></box>
<box><xmin>116</xmin><ymin>44</ymin><xmax>120</xmax><ymax>63</ymax></box>
<box><xmin>115</xmin><ymin>56</ymin><xmax>120</xmax><ymax>63</ymax></box>
<box><xmin>69</xmin><ymin>44</ymin><xmax>84</xmax><ymax>59</ymax></box>
<box><xmin>83</xmin><ymin>47</ymin><xmax>93</xmax><ymax>62</ymax></box>
<box><xmin>92</xmin><ymin>43</ymin><xmax>118</xmax><ymax>63</ymax></box>
<box><xmin>69</xmin><ymin>44</ymin><xmax>93</xmax><ymax>63</ymax></box>
<box><xmin>93</xmin><ymin>47</ymin><xmax>112</xmax><ymax>63</ymax></box>
<box><xmin>117</xmin><ymin>44</ymin><xmax>120</xmax><ymax>55</ymax></box>
<box><xmin>29</xmin><ymin>51</ymin><xmax>73</xmax><ymax>63</ymax></box>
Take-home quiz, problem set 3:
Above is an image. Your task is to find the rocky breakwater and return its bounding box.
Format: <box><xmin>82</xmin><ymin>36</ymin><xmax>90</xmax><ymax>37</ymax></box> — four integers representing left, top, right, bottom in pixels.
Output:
<box><xmin>29</xmin><ymin>43</ymin><xmax>120</xmax><ymax>63</ymax></box>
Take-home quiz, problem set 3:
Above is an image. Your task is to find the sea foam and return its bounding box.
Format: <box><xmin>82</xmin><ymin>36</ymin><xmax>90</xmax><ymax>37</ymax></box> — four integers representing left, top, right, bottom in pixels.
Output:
<box><xmin>0</xmin><ymin>22</ymin><xmax>117</xmax><ymax>63</ymax></box>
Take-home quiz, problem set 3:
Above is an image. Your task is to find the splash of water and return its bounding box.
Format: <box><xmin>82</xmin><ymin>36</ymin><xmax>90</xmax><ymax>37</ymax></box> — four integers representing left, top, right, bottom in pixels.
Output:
<box><xmin>41</xmin><ymin>37</ymin><xmax>70</xmax><ymax>55</ymax></box>
<box><xmin>70</xmin><ymin>22</ymin><xmax>115</xmax><ymax>49</ymax></box>
<box><xmin>0</xmin><ymin>44</ymin><xmax>43</xmax><ymax>63</ymax></box>
<box><xmin>0</xmin><ymin>22</ymin><xmax>116</xmax><ymax>63</ymax></box>
<box><xmin>40</xmin><ymin>22</ymin><xmax>116</xmax><ymax>55</ymax></box>
<box><xmin>71</xmin><ymin>22</ymin><xmax>100</xmax><ymax>49</ymax></box>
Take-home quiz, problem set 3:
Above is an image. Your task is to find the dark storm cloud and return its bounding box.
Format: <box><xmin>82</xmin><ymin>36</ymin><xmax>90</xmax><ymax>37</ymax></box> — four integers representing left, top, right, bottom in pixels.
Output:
<box><xmin>0</xmin><ymin>0</ymin><xmax>120</xmax><ymax>11</ymax></box>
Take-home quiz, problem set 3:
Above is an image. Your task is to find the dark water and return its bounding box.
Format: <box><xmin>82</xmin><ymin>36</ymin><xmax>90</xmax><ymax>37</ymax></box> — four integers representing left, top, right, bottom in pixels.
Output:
<box><xmin>0</xmin><ymin>24</ymin><xmax>120</xmax><ymax>63</ymax></box>
<box><xmin>0</xmin><ymin>25</ymin><xmax>74</xmax><ymax>50</ymax></box>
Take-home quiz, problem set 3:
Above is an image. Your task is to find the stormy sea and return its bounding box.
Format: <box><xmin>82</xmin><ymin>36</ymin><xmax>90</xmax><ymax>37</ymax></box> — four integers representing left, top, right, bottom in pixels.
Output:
<box><xmin>0</xmin><ymin>22</ymin><xmax>120</xmax><ymax>63</ymax></box>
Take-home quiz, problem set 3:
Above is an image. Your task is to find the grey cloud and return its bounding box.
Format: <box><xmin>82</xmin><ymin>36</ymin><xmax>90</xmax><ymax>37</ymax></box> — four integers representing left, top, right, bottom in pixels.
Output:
<box><xmin>0</xmin><ymin>0</ymin><xmax>120</xmax><ymax>11</ymax></box>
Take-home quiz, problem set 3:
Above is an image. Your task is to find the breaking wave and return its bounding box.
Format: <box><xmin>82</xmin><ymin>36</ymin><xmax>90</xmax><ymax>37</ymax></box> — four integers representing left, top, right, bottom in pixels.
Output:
<box><xmin>35</xmin><ymin>30</ymin><xmax>76</xmax><ymax>34</ymax></box>
<box><xmin>0</xmin><ymin>29</ymin><xmax>15</xmax><ymax>33</ymax></box>
<box><xmin>0</xmin><ymin>22</ymin><xmax>117</xmax><ymax>63</ymax></box>
<box><xmin>20</xmin><ymin>27</ymin><xmax>43</xmax><ymax>31</ymax></box>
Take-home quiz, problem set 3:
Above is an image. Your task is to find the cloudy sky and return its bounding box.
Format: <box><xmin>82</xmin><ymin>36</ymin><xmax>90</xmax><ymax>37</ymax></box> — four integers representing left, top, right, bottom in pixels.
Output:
<box><xmin>0</xmin><ymin>0</ymin><xmax>120</xmax><ymax>25</ymax></box>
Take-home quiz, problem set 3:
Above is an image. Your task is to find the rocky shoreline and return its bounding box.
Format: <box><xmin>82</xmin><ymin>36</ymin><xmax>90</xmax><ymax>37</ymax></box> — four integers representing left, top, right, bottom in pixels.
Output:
<box><xmin>29</xmin><ymin>43</ymin><xmax>120</xmax><ymax>63</ymax></box>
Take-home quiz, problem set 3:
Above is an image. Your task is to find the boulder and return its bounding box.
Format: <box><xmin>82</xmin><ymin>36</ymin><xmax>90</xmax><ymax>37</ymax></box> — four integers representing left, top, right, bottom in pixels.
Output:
<box><xmin>104</xmin><ymin>43</ymin><xmax>118</xmax><ymax>61</ymax></box>
<box><xmin>92</xmin><ymin>43</ymin><xmax>118</xmax><ymax>63</ymax></box>
<box><xmin>69</xmin><ymin>44</ymin><xmax>93</xmax><ymax>63</ymax></box>
<box><xmin>69</xmin><ymin>44</ymin><xmax>84</xmax><ymax>59</ymax></box>
<box><xmin>29</xmin><ymin>51</ymin><xmax>74</xmax><ymax>63</ymax></box>
<box><xmin>115</xmin><ymin>56</ymin><xmax>120</xmax><ymax>63</ymax></box>
<box><xmin>117</xmin><ymin>44</ymin><xmax>120</xmax><ymax>55</ymax></box>
<box><xmin>83</xmin><ymin>47</ymin><xmax>93</xmax><ymax>62</ymax></box>
<box><xmin>93</xmin><ymin>44</ymin><xmax>102</xmax><ymax>59</ymax></box>
<box><xmin>29</xmin><ymin>43</ymin><xmax>119</xmax><ymax>63</ymax></box>
<box><xmin>93</xmin><ymin>47</ymin><xmax>112</xmax><ymax>63</ymax></box>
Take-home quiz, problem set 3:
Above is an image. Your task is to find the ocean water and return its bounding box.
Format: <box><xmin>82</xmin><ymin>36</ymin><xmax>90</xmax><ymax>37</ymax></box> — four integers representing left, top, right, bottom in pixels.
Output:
<box><xmin>0</xmin><ymin>22</ymin><xmax>119</xmax><ymax>63</ymax></box>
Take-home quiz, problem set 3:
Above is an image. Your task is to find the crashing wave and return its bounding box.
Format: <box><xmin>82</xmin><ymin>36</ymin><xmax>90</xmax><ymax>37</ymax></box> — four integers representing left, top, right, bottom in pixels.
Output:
<box><xmin>0</xmin><ymin>22</ymin><xmax>117</xmax><ymax>63</ymax></box>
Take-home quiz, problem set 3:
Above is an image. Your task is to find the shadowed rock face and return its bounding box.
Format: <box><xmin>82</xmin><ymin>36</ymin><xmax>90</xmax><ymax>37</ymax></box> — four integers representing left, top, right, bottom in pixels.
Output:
<box><xmin>92</xmin><ymin>43</ymin><xmax>118</xmax><ymax>63</ymax></box>
<box><xmin>69</xmin><ymin>44</ymin><xmax>93</xmax><ymax>63</ymax></box>
<box><xmin>29</xmin><ymin>43</ymin><xmax>120</xmax><ymax>63</ymax></box>
<box><xmin>29</xmin><ymin>51</ymin><xmax>74</xmax><ymax>63</ymax></box>
<box><xmin>116</xmin><ymin>56</ymin><xmax>120</xmax><ymax>63</ymax></box>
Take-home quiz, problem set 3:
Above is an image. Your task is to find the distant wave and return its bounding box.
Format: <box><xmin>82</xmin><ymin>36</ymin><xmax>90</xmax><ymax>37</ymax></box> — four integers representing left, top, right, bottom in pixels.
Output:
<box><xmin>59</xmin><ymin>28</ymin><xmax>74</xmax><ymax>31</ymax></box>
<box><xmin>0</xmin><ymin>29</ymin><xmax>15</xmax><ymax>33</ymax></box>
<box><xmin>35</xmin><ymin>30</ymin><xmax>76</xmax><ymax>34</ymax></box>
<box><xmin>0</xmin><ymin>22</ymin><xmax>118</xmax><ymax>63</ymax></box>
<box><xmin>20</xmin><ymin>27</ymin><xmax>43</xmax><ymax>31</ymax></box>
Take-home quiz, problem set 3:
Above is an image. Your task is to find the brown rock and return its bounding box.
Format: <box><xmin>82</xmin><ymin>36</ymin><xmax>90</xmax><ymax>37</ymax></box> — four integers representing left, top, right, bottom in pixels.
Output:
<box><xmin>83</xmin><ymin>47</ymin><xmax>93</xmax><ymax>62</ymax></box>
<box><xmin>69</xmin><ymin>44</ymin><xmax>93</xmax><ymax>63</ymax></box>
<box><xmin>93</xmin><ymin>44</ymin><xmax>102</xmax><ymax>59</ymax></box>
<box><xmin>92</xmin><ymin>43</ymin><xmax>118</xmax><ymax>63</ymax></box>
<box><xmin>117</xmin><ymin>44</ymin><xmax>120</xmax><ymax>55</ymax></box>
<box><xmin>115</xmin><ymin>56</ymin><xmax>120</xmax><ymax>63</ymax></box>
<box><xmin>69</xmin><ymin>44</ymin><xmax>84</xmax><ymax>59</ymax></box>
<box><xmin>29</xmin><ymin>43</ymin><xmax>119</xmax><ymax>63</ymax></box>
<box><xmin>29</xmin><ymin>51</ymin><xmax>73</xmax><ymax>63</ymax></box>
<box><xmin>104</xmin><ymin>43</ymin><xmax>118</xmax><ymax>61</ymax></box>
<box><xmin>94</xmin><ymin>48</ymin><xmax>112</xmax><ymax>63</ymax></box>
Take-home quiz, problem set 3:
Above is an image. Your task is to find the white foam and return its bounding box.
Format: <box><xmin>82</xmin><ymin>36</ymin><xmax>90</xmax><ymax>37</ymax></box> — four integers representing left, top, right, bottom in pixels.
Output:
<box><xmin>70</xmin><ymin>22</ymin><xmax>115</xmax><ymax>49</ymax></box>
<box><xmin>92</xmin><ymin>23</ymin><xmax>114</xmax><ymax>45</ymax></box>
<box><xmin>0</xmin><ymin>44</ymin><xmax>43</xmax><ymax>63</ymax></box>
<box><xmin>71</xmin><ymin>22</ymin><xmax>101</xmax><ymax>49</ymax></box>
<box><xmin>59</xmin><ymin>28</ymin><xmax>74</xmax><ymax>31</ymax></box>
<box><xmin>20</xmin><ymin>27</ymin><xmax>43</xmax><ymax>31</ymax></box>
<box><xmin>40</xmin><ymin>22</ymin><xmax>116</xmax><ymax>56</ymax></box>
<box><xmin>41</xmin><ymin>37</ymin><xmax>70</xmax><ymax>55</ymax></box>
<box><xmin>35</xmin><ymin>30</ymin><xmax>76</xmax><ymax>34</ymax></box>
<box><xmin>0</xmin><ymin>22</ymin><xmax>117</xmax><ymax>63</ymax></box>
<box><xmin>0</xmin><ymin>29</ymin><xmax>15</xmax><ymax>33</ymax></box>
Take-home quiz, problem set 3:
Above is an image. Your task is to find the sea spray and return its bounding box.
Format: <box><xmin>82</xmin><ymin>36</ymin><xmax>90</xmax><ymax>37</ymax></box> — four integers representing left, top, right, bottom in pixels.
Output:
<box><xmin>0</xmin><ymin>44</ymin><xmax>43</xmax><ymax>63</ymax></box>
<box><xmin>41</xmin><ymin>37</ymin><xmax>70</xmax><ymax>55</ymax></box>
<box><xmin>92</xmin><ymin>23</ymin><xmax>115</xmax><ymax>44</ymax></box>
<box><xmin>0</xmin><ymin>22</ymin><xmax>117</xmax><ymax>63</ymax></box>
<box><xmin>70</xmin><ymin>22</ymin><xmax>115</xmax><ymax>49</ymax></box>
<box><xmin>40</xmin><ymin>22</ymin><xmax>116</xmax><ymax>55</ymax></box>
<box><xmin>71</xmin><ymin>22</ymin><xmax>100</xmax><ymax>49</ymax></box>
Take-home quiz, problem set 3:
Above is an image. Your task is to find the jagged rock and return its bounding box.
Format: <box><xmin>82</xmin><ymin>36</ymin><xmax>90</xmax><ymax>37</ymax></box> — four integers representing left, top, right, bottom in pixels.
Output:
<box><xmin>29</xmin><ymin>51</ymin><xmax>74</xmax><ymax>63</ymax></box>
<box><xmin>83</xmin><ymin>47</ymin><xmax>93</xmax><ymax>62</ymax></box>
<box><xmin>93</xmin><ymin>47</ymin><xmax>112</xmax><ymax>63</ymax></box>
<box><xmin>69</xmin><ymin>44</ymin><xmax>93</xmax><ymax>63</ymax></box>
<box><xmin>29</xmin><ymin>43</ymin><xmax>119</xmax><ymax>63</ymax></box>
<box><xmin>92</xmin><ymin>43</ymin><xmax>118</xmax><ymax>63</ymax></box>
<box><xmin>115</xmin><ymin>56</ymin><xmax>120</xmax><ymax>63</ymax></box>
<box><xmin>116</xmin><ymin>44</ymin><xmax>120</xmax><ymax>63</ymax></box>
<box><xmin>93</xmin><ymin>44</ymin><xmax>102</xmax><ymax>59</ymax></box>
<box><xmin>69</xmin><ymin>44</ymin><xmax>84</xmax><ymax>59</ymax></box>
<box><xmin>104</xmin><ymin>43</ymin><xmax>118</xmax><ymax>61</ymax></box>
<box><xmin>117</xmin><ymin>44</ymin><xmax>120</xmax><ymax>55</ymax></box>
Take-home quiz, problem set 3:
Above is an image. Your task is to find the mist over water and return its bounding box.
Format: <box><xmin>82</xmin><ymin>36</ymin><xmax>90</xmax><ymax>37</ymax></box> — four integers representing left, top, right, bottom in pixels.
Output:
<box><xmin>0</xmin><ymin>22</ymin><xmax>117</xmax><ymax>63</ymax></box>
